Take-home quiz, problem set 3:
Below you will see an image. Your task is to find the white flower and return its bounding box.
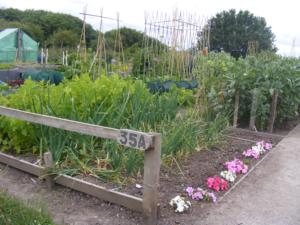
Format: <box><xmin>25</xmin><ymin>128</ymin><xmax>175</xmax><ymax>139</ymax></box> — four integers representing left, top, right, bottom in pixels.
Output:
<box><xmin>169</xmin><ymin>195</ymin><xmax>191</xmax><ymax>213</ymax></box>
<box><xmin>135</xmin><ymin>184</ymin><xmax>142</xmax><ymax>189</ymax></box>
<box><xmin>255</xmin><ymin>142</ymin><xmax>266</xmax><ymax>154</ymax></box>
<box><xmin>220</xmin><ymin>170</ymin><xmax>237</xmax><ymax>182</ymax></box>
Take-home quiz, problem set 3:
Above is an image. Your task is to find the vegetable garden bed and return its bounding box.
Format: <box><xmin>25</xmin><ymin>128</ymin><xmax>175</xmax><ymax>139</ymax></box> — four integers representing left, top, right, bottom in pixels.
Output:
<box><xmin>0</xmin><ymin>126</ymin><xmax>288</xmax><ymax>225</ymax></box>
<box><xmin>0</xmin><ymin>106</ymin><xmax>161</xmax><ymax>224</ymax></box>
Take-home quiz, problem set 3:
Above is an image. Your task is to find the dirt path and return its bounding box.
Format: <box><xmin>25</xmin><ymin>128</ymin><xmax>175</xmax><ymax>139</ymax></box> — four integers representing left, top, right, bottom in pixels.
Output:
<box><xmin>0</xmin><ymin>164</ymin><xmax>142</xmax><ymax>225</ymax></box>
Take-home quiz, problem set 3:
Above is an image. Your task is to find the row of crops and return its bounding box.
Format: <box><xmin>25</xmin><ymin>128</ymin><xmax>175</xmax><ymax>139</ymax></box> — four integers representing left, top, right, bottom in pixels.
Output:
<box><xmin>0</xmin><ymin>51</ymin><xmax>299</xmax><ymax>182</ymax></box>
<box><xmin>0</xmin><ymin>73</ymin><xmax>225</xmax><ymax>182</ymax></box>
<box><xmin>195</xmin><ymin>52</ymin><xmax>300</xmax><ymax>131</ymax></box>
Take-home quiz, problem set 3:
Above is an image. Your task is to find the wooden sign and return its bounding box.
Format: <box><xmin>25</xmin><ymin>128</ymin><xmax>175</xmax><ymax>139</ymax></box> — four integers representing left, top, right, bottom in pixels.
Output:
<box><xmin>117</xmin><ymin>129</ymin><xmax>153</xmax><ymax>150</ymax></box>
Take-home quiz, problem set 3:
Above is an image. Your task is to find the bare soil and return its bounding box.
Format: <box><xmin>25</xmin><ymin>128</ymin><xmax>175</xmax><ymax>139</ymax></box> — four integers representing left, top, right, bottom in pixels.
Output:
<box><xmin>0</xmin><ymin>129</ymin><xmax>285</xmax><ymax>225</ymax></box>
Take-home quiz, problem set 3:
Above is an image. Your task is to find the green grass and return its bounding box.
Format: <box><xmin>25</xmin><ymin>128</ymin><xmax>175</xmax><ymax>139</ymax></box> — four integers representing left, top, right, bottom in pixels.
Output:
<box><xmin>0</xmin><ymin>190</ymin><xmax>55</xmax><ymax>225</ymax></box>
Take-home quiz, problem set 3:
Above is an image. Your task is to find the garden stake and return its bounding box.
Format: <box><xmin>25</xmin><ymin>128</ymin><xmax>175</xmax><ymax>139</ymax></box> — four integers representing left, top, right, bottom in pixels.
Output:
<box><xmin>268</xmin><ymin>90</ymin><xmax>279</xmax><ymax>133</ymax></box>
<box><xmin>233</xmin><ymin>89</ymin><xmax>240</xmax><ymax>127</ymax></box>
<box><xmin>43</xmin><ymin>151</ymin><xmax>54</xmax><ymax>190</ymax></box>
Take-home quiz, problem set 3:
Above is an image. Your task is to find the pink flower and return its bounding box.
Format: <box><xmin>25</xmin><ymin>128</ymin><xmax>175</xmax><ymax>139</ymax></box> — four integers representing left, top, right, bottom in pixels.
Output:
<box><xmin>206</xmin><ymin>177</ymin><xmax>215</xmax><ymax>189</ymax></box>
<box><xmin>243</xmin><ymin>149</ymin><xmax>253</xmax><ymax>157</ymax></box>
<box><xmin>186</xmin><ymin>187</ymin><xmax>194</xmax><ymax>197</ymax></box>
<box><xmin>207</xmin><ymin>192</ymin><xmax>217</xmax><ymax>203</ymax></box>
<box><xmin>192</xmin><ymin>191</ymin><xmax>204</xmax><ymax>200</ymax></box>
<box><xmin>186</xmin><ymin>186</ymin><xmax>217</xmax><ymax>203</ymax></box>
<box><xmin>256</xmin><ymin>140</ymin><xmax>273</xmax><ymax>152</ymax></box>
<box><xmin>243</xmin><ymin>147</ymin><xmax>260</xmax><ymax>160</ymax></box>
<box><xmin>206</xmin><ymin>176</ymin><xmax>228</xmax><ymax>192</ymax></box>
<box><xmin>244</xmin><ymin>140</ymin><xmax>272</xmax><ymax>160</ymax></box>
<box><xmin>225</xmin><ymin>159</ymin><xmax>248</xmax><ymax>174</ymax></box>
<box><xmin>241</xmin><ymin>164</ymin><xmax>248</xmax><ymax>174</ymax></box>
<box><xmin>220</xmin><ymin>179</ymin><xmax>228</xmax><ymax>190</ymax></box>
<box><xmin>264</xmin><ymin>142</ymin><xmax>272</xmax><ymax>150</ymax></box>
<box><xmin>252</xmin><ymin>150</ymin><xmax>260</xmax><ymax>159</ymax></box>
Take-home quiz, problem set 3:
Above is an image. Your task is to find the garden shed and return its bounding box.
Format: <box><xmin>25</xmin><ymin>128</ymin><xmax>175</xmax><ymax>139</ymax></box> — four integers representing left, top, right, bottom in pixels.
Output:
<box><xmin>0</xmin><ymin>28</ymin><xmax>38</xmax><ymax>63</ymax></box>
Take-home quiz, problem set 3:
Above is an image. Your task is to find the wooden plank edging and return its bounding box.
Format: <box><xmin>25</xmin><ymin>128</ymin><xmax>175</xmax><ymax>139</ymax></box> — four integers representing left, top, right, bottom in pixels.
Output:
<box><xmin>229</xmin><ymin>127</ymin><xmax>285</xmax><ymax>138</ymax></box>
<box><xmin>0</xmin><ymin>152</ymin><xmax>44</xmax><ymax>176</ymax></box>
<box><xmin>55</xmin><ymin>175</ymin><xmax>143</xmax><ymax>212</ymax></box>
<box><xmin>0</xmin><ymin>152</ymin><xmax>143</xmax><ymax>212</ymax></box>
<box><xmin>0</xmin><ymin>106</ymin><xmax>118</xmax><ymax>140</ymax></box>
<box><xmin>0</xmin><ymin>106</ymin><xmax>152</xmax><ymax>142</ymax></box>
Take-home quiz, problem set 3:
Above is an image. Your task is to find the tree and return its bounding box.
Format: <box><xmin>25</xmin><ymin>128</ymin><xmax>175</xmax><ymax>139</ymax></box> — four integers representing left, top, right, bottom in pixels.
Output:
<box><xmin>49</xmin><ymin>29</ymin><xmax>79</xmax><ymax>48</ymax></box>
<box><xmin>0</xmin><ymin>8</ymin><xmax>97</xmax><ymax>47</ymax></box>
<box><xmin>104</xmin><ymin>27</ymin><xmax>144</xmax><ymax>51</ymax></box>
<box><xmin>201</xmin><ymin>9</ymin><xmax>276</xmax><ymax>53</ymax></box>
<box><xmin>0</xmin><ymin>19</ymin><xmax>44</xmax><ymax>43</ymax></box>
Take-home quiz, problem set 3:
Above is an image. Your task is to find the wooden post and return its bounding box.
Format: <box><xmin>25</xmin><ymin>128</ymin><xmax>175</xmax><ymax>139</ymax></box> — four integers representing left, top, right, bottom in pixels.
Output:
<box><xmin>267</xmin><ymin>90</ymin><xmax>279</xmax><ymax>133</ymax></box>
<box><xmin>66</xmin><ymin>50</ymin><xmax>68</xmax><ymax>66</ymax></box>
<box><xmin>249</xmin><ymin>88</ymin><xmax>258</xmax><ymax>131</ymax></box>
<box><xmin>45</xmin><ymin>48</ymin><xmax>48</xmax><ymax>64</ymax></box>
<box><xmin>17</xmin><ymin>28</ymin><xmax>23</xmax><ymax>61</ymax></box>
<box><xmin>43</xmin><ymin>151</ymin><xmax>54</xmax><ymax>189</ymax></box>
<box><xmin>41</xmin><ymin>48</ymin><xmax>44</xmax><ymax>64</ymax></box>
<box><xmin>143</xmin><ymin>133</ymin><xmax>161</xmax><ymax>225</ymax></box>
<box><xmin>62</xmin><ymin>51</ymin><xmax>65</xmax><ymax>65</ymax></box>
<box><xmin>233</xmin><ymin>89</ymin><xmax>240</xmax><ymax>127</ymax></box>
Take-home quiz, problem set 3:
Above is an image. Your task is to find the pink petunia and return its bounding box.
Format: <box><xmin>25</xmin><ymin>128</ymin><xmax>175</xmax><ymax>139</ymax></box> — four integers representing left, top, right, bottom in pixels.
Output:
<box><xmin>206</xmin><ymin>177</ymin><xmax>215</xmax><ymax>189</ymax></box>
<box><xmin>220</xmin><ymin>178</ymin><xmax>228</xmax><ymax>190</ymax></box>
<box><xmin>241</xmin><ymin>164</ymin><xmax>248</xmax><ymax>174</ymax></box>
<box><xmin>225</xmin><ymin>159</ymin><xmax>248</xmax><ymax>173</ymax></box>
<box><xmin>207</xmin><ymin>192</ymin><xmax>217</xmax><ymax>203</ymax></box>
<box><xmin>186</xmin><ymin>187</ymin><xmax>194</xmax><ymax>197</ymax></box>
<box><xmin>264</xmin><ymin>142</ymin><xmax>272</xmax><ymax>150</ymax></box>
<box><xmin>192</xmin><ymin>191</ymin><xmax>204</xmax><ymax>200</ymax></box>
<box><xmin>186</xmin><ymin>186</ymin><xmax>216</xmax><ymax>203</ymax></box>
<box><xmin>206</xmin><ymin>176</ymin><xmax>228</xmax><ymax>192</ymax></box>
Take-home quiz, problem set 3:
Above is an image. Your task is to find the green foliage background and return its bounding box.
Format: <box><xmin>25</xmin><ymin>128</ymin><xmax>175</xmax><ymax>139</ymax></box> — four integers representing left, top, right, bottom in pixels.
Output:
<box><xmin>201</xmin><ymin>9</ymin><xmax>276</xmax><ymax>52</ymax></box>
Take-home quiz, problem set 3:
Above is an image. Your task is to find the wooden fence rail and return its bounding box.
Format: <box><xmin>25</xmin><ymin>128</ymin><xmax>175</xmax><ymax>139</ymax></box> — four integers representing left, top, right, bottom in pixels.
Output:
<box><xmin>0</xmin><ymin>106</ymin><xmax>161</xmax><ymax>225</ymax></box>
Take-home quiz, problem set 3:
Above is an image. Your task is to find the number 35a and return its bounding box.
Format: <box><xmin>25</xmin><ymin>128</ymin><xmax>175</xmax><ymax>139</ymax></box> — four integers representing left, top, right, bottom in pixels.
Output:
<box><xmin>118</xmin><ymin>130</ymin><xmax>146</xmax><ymax>150</ymax></box>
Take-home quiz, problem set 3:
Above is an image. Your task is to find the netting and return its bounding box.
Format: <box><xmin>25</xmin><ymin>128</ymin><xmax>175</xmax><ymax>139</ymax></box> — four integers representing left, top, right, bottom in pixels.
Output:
<box><xmin>0</xmin><ymin>28</ymin><xmax>38</xmax><ymax>63</ymax></box>
<box><xmin>147</xmin><ymin>80</ymin><xmax>198</xmax><ymax>93</ymax></box>
<box><xmin>22</xmin><ymin>70</ymin><xmax>64</xmax><ymax>85</ymax></box>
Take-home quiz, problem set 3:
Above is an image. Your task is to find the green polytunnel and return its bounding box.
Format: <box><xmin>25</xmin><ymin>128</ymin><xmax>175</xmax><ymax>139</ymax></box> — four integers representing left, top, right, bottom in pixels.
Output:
<box><xmin>0</xmin><ymin>28</ymin><xmax>38</xmax><ymax>63</ymax></box>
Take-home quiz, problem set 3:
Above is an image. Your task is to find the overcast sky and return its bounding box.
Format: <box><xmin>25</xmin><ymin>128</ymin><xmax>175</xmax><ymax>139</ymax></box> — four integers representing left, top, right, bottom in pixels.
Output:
<box><xmin>1</xmin><ymin>0</ymin><xmax>299</xmax><ymax>56</ymax></box>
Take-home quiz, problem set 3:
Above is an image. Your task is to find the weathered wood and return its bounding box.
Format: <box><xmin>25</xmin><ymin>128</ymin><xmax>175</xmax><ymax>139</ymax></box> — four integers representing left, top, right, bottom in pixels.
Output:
<box><xmin>55</xmin><ymin>175</ymin><xmax>143</xmax><ymax>212</ymax></box>
<box><xmin>224</xmin><ymin>134</ymin><xmax>257</xmax><ymax>143</ymax></box>
<box><xmin>267</xmin><ymin>90</ymin><xmax>279</xmax><ymax>133</ymax></box>
<box><xmin>233</xmin><ymin>89</ymin><xmax>240</xmax><ymax>127</ymax></box>
<box><xmin>229</xmin><ymin>127</ymin><xmax>285</xmax><ymax>138</ymax></box>
<box><xmin>143</xmin><ymin>133</ymin><xmax>161</xmax><ymax>225</ymax></box>
<box><xmin>0</xmin><ymin>106</ymin><xmax>152</xmax><ymax>145</ymax></box>
<box><xmin>249</xmin><ymin>88</ymin><xmax>259</xmax><ymax>131</ymax></box>
<box><xmin>0</xmin><ymin>152</ymin><xmax>143</xmax><ymax>212</ymax></box>
<box><xmin>43</xmin><ymin>152</ymin><xmax>54</xmax><ymax>189</ymax></box>
<box><xmin>0</xmin><ymin>152</ymin><xmax>44</xmax><ymax>176</ymax></box>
